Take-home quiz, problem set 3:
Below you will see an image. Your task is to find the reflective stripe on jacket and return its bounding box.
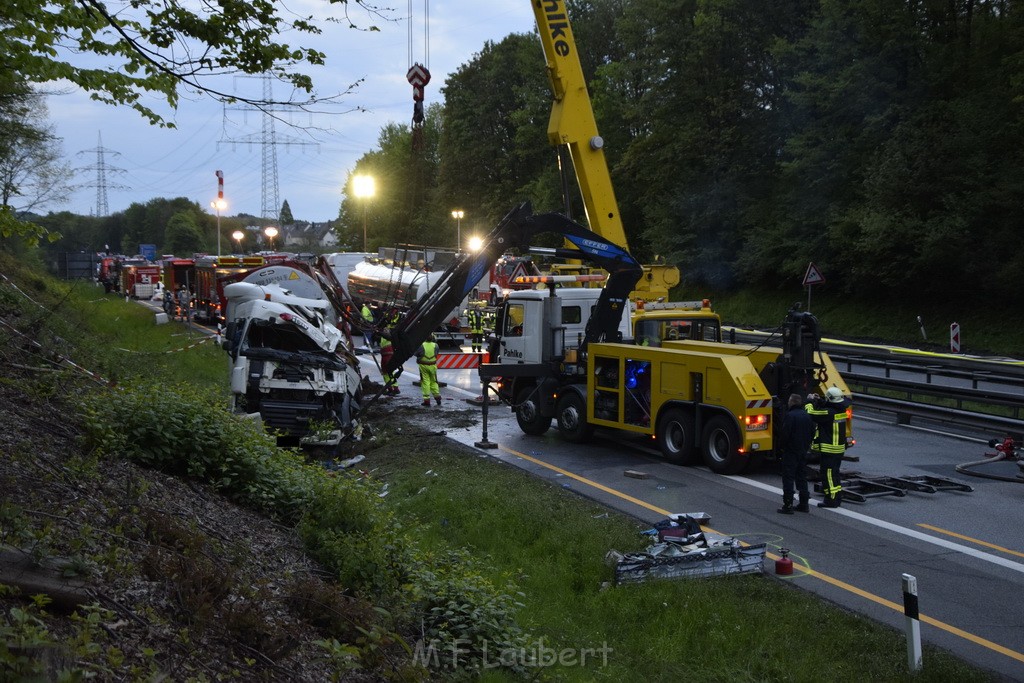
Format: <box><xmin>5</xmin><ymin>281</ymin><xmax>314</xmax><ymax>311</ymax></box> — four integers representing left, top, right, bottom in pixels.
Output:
<box><xmin>804</xmin><ymin>401</ymin><xmax>847</xmax><ymax>454</ymax></box>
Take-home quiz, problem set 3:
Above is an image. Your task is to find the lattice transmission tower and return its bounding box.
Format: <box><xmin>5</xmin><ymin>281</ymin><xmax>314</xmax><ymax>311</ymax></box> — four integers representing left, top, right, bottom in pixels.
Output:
<box><xmin>219</xmin><ymin>75</ymin><xmax>318</xmax><ymax>224</ymax></box>
<box><xmin>77</xmin><ymin>132</ymin><xmax>127</xmax><ymax>217</ymax></box>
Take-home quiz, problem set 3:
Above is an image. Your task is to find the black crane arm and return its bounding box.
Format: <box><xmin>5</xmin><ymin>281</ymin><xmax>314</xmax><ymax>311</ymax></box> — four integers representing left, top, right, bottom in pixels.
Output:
<box><xmin>382</xmin><ymin>203</ymin><xmax>642</xmax><ymax>375</ymax></box>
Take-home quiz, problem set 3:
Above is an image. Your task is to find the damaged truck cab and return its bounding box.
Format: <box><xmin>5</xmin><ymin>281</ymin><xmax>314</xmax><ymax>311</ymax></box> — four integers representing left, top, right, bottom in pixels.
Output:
<box><xmin>221</xmin><ymin>282</ymin><xmax>362</xmax><ymax>447</ymax></box>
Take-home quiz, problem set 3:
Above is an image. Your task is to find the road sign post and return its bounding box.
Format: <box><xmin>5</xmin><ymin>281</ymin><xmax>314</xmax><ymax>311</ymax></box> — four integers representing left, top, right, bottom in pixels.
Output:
<box><xmin>950</xmin><ymin>322</ymin><xmax>961</xmax><ymax>353</ymax></box>
<box><xmin>802</xmin><ymin>262</ymin><xmax>825</xmax><ymax>312</ymax></box>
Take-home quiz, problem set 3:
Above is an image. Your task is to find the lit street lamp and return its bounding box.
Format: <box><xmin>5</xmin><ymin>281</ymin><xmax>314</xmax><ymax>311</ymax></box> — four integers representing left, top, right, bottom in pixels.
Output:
<box><xmin>210</xmin><ymin>198</ymin><xmax>227</xmax><ymax>257</ymax></box>
<box><xmin>232</xmin><ymin>230</ymin><xmax>245</xmax><ymax>254</ymax></box>
<box><xmin>264</xmin><ymin>226</ymin><xmax>279</xmax><ymax>251</ymax></box>
<box><xmin>451</xmin><ymin>209</ymin><xmax>465</xmax><ymax>251</ymax></box>
<box><xmin>467</xmin><ymin>235</ymin><xmax>483</xmax><ymax>253</ymax></box>
<box><xmin>352</xmin><ymin>175</ymin><xmax>376</xmax><ymax>252</ymax></box>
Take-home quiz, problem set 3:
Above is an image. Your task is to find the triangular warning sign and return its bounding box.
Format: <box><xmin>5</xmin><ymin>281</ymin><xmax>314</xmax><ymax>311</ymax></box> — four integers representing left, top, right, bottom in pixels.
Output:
<box><xmin>803</xmin><ymin>262</ymin><xmax>826</xmax><ymax>286</ymax></box>
<box><xmin>509</xmin><ymin>262</ymin><xmax>532</xmax><ymax>285</ymax></box>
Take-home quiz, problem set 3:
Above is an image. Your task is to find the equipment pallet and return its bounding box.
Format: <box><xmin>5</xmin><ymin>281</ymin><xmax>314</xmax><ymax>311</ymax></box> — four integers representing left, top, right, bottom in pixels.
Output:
<box><xmin>820</xmin><ymin>475</ymin><xmax>973</xmax><ymax>503</ymax></box>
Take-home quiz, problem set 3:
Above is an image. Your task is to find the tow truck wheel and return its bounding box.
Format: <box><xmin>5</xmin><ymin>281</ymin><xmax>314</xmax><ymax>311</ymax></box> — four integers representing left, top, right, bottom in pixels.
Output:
<box><xmin>515</xmin><ymin>387</ymin><xmax>551</xmax><ymax>436</ymax></box>
<box><xmin>556</xmin><ymin>393</ymin><xmax>594</xmax><ymax>444</ymax></box>
<box><xmin>657</xmin><ymin>408</ymin><xmax>695</xmax><ymax>464</ymax></box>
<box><xmin>701</xmin><ymin>415</ymin><xmax>747</xmax><ymax>475</ymax></box>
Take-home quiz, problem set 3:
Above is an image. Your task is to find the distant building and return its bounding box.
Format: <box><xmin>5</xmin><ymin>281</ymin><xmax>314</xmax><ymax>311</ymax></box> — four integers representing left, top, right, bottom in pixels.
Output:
<box><xmin>282</xmin><ymin>221</ymin><xmax>338</xmax><ymax>251</ymax></box>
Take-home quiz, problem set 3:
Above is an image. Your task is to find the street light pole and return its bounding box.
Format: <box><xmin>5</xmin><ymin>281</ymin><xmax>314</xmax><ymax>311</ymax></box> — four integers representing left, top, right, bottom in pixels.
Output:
<box><xmin>264</xmin><ymin>226</ymin><xmax>278</xmax><ymax>251</ymax></box>
<box><xmin>232</xmin><ymin>230</ymin><xmax>245</xmax><ymax>254</ymax></box>
<box><xmin>352</xmin><ymin>175</ymin><xmax>376</xmax><ymax>252</ymax></box>
<box><xmin>451</xmin><ymin>209</ymin><xmax>464</xmax><ymax>251</ymax></box>
<box><xmin>210</xmin><ymin>199</ymin><xmax>227</xmax><ymax>257</ymax></box>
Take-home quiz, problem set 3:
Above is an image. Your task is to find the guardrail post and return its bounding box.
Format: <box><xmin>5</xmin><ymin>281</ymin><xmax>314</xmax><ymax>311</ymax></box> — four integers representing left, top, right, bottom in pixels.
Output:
<box><xmin>902</xmin><ymin>573</ymin><xmax>922</xmax><ymax>673</ymax></box>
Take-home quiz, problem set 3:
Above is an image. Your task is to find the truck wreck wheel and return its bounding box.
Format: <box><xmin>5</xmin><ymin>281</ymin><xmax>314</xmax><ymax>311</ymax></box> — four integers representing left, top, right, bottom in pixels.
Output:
<box><xmin>657</xmin><ymin>407</ymin><xmax>695</xmax><ymax>464</ymax></box>
<box><xmin>515</xmin><ymin>387</ymin><xmax>551</xmax><ymax>436</ymax></box>
<box><xmin>556</xmin><ymin>393</ymin><xmax>593</xmax><ymax>444</ymax></box>
<box><xmin>701</xmin><ymin>415</ymin><xmax>747</xmax><ymax>475</ymax></box>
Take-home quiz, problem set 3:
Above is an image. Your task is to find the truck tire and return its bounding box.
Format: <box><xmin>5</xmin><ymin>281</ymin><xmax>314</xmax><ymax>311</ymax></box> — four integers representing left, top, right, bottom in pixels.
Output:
<box><xmin>656</xmin><ymin>407</ymin><xmax>695</xmax><ymax>464</ymax></box>
<box><xmin>515</xmin><ymin>387</ymin><xmax>551</xmax><ymax>436</ymax></box>
<box><xmin>556</xmin><ymin>393</ymin><xmax>594</xmax><ymax>444</ymax></box>
<box><xmin>701</xmin><ymin>415</ymin><xmax>747</xmax><ymax>475</ymax></box>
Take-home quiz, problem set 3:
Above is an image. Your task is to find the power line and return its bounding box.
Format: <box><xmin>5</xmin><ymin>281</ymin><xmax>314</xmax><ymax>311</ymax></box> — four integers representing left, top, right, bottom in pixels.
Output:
<box><xmin>218</xmin><ymin>75</ymin><xmax>319</xmax><ymax>224</ymax></box>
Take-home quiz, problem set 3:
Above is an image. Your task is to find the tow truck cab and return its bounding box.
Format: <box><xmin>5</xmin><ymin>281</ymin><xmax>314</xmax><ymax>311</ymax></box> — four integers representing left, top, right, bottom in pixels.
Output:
<box><xmin>633</xmin><ymin>300</ymin><xmax>723</xmax><ymax>347</ymax></box>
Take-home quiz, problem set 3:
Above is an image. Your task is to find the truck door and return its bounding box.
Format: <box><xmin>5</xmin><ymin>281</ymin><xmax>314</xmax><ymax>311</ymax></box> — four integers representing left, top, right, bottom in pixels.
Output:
<box><xmin>494</xmin><ymin>300</ymin><xmax>548</xmax><ymax>364</ymax></box>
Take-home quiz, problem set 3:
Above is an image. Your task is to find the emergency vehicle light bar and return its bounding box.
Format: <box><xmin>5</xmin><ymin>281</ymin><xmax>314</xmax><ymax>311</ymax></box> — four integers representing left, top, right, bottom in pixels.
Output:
<box><xmin>513</xmin><ymin>274</ymin><xmax>608</xmax><ymax>284</ymax></box>
<box><xmin>639</xmin><ymin>299</ymin><xmax>711</xmax><ymax>311</ymax></box>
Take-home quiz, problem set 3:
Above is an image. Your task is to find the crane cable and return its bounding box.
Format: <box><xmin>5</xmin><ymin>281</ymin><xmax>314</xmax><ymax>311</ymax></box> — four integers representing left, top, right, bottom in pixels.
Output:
<box><xmin>407</xmin><ymin>0</ymin><xmax>429</xmax><ymax>72</ymax></box>
<box><xmin>407</xmin><ymin>0</ymin><xmax>431</xmax><ymax>151</ymax></box>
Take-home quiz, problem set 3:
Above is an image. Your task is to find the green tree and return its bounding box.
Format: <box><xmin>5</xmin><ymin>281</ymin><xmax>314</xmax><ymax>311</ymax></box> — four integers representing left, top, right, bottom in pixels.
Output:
<box><xmin>339</xmin><ymin>105</ymin><xmax>444</xmax><ymax>252</ymax></box>
<box><xmin>119</xmin><ymin>197</ymin><xmax>205</xmax><ymax>254</ymax></box>
<box><xmin>164</xmin><ymin>212</ymin><xmax>205</xmax><ymax>255</ymax></box>
<box><xmin>0</xmin><ymin>81</ymin><xmax>72</xmax><ymax>214</ymax></box>
<box><xmin>3</xmin><ymin>0</ymin><xmax>384</xmax><ymax>127</ymax></box>
<box><xmin>438</xmin><ymin>34</ymin><xmax>551</xmax><ymax>227</ymax></box>
<box><xmin>1</xmin><ymin>0</ymin><xmax>382</xmax><ymax>246</ymax></box>
<box><xmin>279</xmin><ymin>199</ymin><xmax>294</xmax><ymax>226</ymax></box>
<box><xmin>0</xmin><ymin>72</ymin><xmax>71</xmax><ymax>244</ymax></box>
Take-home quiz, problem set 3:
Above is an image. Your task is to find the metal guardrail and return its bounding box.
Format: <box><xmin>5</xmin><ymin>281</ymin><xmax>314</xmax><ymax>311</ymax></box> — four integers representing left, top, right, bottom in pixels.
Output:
<box><xmin>842</xmin><ymin>372</ymin><xmax>1024</xmax><ymax>419</ymax></box>
<box><xmin>726</xmin><ymin>327</ymin><xmax>1024</xmax><ymax>436</ymax></box>
<box><xmin>852</xmin><ymin>393</ymin><xmax>1024</xmax><ymax>439</ymax></box>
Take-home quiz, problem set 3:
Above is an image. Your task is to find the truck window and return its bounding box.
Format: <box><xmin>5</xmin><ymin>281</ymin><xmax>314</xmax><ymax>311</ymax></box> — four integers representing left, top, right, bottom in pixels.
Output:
<box><xmin>505</xmin><ymin>303</ymin><xmax>525</xmax><ymax>337</ymax></box>
<box><xmin>634</xmin><ymin>320</ymin><xmax>661</xmax><ymax>347</ymax></box>
<box><xmin>562</xmin><ymin>306</ymin><xmax>582</xmax><ymax>325</ymax></box>
<box><xmin>700</xmin><ymin>322</ymin><xmax>721</xmax><ymax>342</ymax></box>
<box><xmin>246</xmin><ymin>320</ymin><xmax>321</xmax><ymax>353</ymax></box>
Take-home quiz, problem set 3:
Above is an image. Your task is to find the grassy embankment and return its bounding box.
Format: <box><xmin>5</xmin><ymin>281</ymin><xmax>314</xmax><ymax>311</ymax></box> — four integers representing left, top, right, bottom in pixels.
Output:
<box><xmin>0</xmin><ymin>253</ymin><xmax>1000</xmax><ymax>681</ymax></box>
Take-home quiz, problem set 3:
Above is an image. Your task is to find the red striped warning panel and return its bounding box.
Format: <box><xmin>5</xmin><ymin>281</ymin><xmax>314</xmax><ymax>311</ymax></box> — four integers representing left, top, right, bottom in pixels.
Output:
<box><xmin>436</xmin><ymin>353</ymin><xmax>482</xmax><ymax>369</ymax></box>
<box><xmin>745</xmin><ymin>399</ymin><xmax>772</xmax><ymax>409</ymax></box>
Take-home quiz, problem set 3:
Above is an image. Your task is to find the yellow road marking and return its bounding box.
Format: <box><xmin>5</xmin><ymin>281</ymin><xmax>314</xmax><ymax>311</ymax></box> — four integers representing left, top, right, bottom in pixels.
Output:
<box><xmin>499</xmin><ymin>443</ymin><xmax>1024</xmax><ymax>666</ymax></box>
<box><xmin>917</xmin><ymin>523</ymin><xmax>1024</xmax><ymax>559</ymax></box>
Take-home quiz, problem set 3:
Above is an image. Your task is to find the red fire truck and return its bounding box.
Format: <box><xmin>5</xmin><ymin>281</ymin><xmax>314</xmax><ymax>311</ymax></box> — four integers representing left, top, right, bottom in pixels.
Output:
<box><xmin>193</xmin><ymin>255</ymin><xmax>268</xmax><ymax>324</ymax></box>
<box><xmin>119</xmin><ymin>261</ymin><xmax>160</xmax><ymax>299</ymax></box>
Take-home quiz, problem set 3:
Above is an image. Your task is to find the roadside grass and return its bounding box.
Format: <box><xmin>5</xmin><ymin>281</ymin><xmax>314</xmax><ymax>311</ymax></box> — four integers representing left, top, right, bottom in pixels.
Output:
<box><xmin>366</xmin><ymin>435</ymin><xmax>994</xmax><ymax>682</ymax></box>
<box><xmin>44</xmin><ymin>275</ymin><xmax>226</xmax><ymax>391</ymax></box>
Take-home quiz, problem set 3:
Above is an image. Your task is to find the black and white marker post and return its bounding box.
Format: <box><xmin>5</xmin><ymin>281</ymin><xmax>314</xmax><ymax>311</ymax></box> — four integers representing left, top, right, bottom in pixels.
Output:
<box><xmin>902</xmin><ymin>573</ymin><xmax>922</xmax><ymax>672</ymax></box>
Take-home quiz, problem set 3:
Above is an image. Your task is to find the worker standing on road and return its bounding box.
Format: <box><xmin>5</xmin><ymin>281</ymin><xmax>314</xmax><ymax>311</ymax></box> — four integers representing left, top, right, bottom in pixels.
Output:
<box><xmin>467</xmin><ymin>304</ymin><xmax>485</xmax><ymax>353</ymax></box>
<box><xmin>378</xmin><ymin>309</ymin><xmax>401</xmax><ymax>395</ymax></box>
<box><xmin>778</xmin><ymin>393</ymin><xmax>816</xmax><ymax>514</ymax></box>
<box><xmin>415</xmin><ymin>334</ymin><xmax>441</xmax><ymax>407</ymax></box>
<box><xmin>360</xmin><ymin>302</ymin><xmax>375</xmax><ymax>350</ymax></box>
<box><xmin>806</xmin><ymin>387</ymin><xmax>851</xmax><ymax>508</ymax></box>
<box><xmin>378</xmin><ymin>331</ymin><xmax>399</xmax><ymax>395</ymax></box>
<box><xmin>176</xmin><ymin>286</ymin><xmax>192</xmax><ymax>322</ymax></box>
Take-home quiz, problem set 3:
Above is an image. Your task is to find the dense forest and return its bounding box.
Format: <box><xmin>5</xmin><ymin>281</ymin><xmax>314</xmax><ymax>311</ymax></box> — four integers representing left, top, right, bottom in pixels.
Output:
<box><xmin>337</xmin><ymin>0</ymin><xmax>1024</xmax><ymax>305</ymax></box>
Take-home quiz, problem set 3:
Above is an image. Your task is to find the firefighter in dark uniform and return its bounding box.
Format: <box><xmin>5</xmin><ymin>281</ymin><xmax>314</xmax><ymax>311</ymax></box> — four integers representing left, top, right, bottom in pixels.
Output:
<box><xmin>467</xmin><ymin>303</ymin><xmax>485</xmax><ymax>353</ymax></box>
<box><xmin>777</xmin><ymin>393</ymin><xmax>816</xmax><ymax>514</ymax></box>
<box><xmin>805</xmin><ymin>386</ymin><xmax>851</xmax><ymax>508</ymax></box>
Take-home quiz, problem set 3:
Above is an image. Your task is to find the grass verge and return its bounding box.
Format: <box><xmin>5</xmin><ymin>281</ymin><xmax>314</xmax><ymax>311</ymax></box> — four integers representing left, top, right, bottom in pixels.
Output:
<box><xmin>363</xmin><ymin>432</ymin><xmax>995</xmax><ymax>681</ymax></box>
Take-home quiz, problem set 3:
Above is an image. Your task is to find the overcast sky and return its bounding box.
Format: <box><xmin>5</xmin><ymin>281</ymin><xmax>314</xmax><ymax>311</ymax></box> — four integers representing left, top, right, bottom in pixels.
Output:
<box><xmin>48</xmin><ymin>1</ymin><xmax>535</xmax><ymax>223</ymax></box>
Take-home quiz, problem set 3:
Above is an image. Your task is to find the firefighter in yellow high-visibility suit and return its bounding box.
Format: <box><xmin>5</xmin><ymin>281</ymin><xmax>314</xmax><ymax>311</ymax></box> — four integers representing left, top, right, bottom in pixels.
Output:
<box><xmin>805</xmin><ymin>387</ymin><xmax>850</xmax><ymax>508</ymax></box>
<box><xmin>415</xmin><ymin>334</ymin><xmax>441</xmax><ymax>406</ymax></box>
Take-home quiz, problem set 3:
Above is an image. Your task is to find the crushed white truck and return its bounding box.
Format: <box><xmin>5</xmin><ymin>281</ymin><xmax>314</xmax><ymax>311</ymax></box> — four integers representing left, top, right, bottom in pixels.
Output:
<box><xmin>221</xmin><ymin>281</ymin><xmax>363</xmax><ymax>448</ymax></box>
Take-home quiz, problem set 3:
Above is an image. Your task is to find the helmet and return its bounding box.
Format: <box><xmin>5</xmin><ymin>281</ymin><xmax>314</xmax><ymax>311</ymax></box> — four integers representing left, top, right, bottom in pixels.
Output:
<box><xmin>825</xmin><ymin>387</ymin><xmax>845</xmax><ymax>403</ymax></box>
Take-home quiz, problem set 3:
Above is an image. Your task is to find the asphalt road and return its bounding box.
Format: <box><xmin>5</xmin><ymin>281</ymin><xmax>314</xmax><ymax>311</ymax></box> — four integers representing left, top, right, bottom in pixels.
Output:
<box><xmin>368</xmin><ymin>352</ymin><xmax>1024</xmax><ymax>682</ymax></box>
